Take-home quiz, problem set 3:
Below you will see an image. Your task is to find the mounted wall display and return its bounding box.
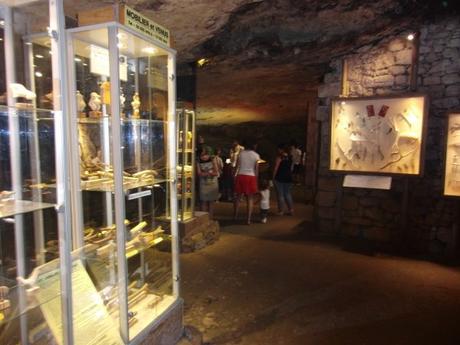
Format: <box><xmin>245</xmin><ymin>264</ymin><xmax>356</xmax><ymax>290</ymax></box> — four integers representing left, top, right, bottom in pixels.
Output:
<box><xmin>444</xmin><ymin>112</ymin><xmax>460</xmax><ymax>196</ymax></box>
<box><xmin>329</xmin><ymin>94</ymin><xmax>428</xmax><ymax>175</ymax></box>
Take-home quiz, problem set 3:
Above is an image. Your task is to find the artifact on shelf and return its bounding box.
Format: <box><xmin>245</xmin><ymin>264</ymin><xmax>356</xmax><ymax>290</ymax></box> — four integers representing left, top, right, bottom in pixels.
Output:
<box><xmin>9</xmin><ymin>83</ymin><xmax>36</xmax><ymax>100</ymax></box>
<box><xmin>40</xmin><ymin>91</ymin><xmax>53</xmax><ymax>109</ymax></box>
<box><xmin>76</xmin><ymin>90</ymin><xmax>86</xmax><ymax>118</ymax></box>
<box><xmin>101</xmin><ymin>81</ymin><xmax>111</xmax><ymax>106</ymax></box>
<box><xmin>88</xmin><ymin>92</ymin><xmax>102</xmax><ymax>117</ymax></box>
<box><xmin>131</xmin><ymin>92</ymin><xmax>141</xmax><ymax>119</ymax></box>
<box><xmin>9</xmin><ymin>83</ymin><xmax>36</xmax><ymax>108</ymax></box>
<box><xmin>120</xmin><ymin>92</ymin><xmax>126</xmax><ymax>117</ymax></box>
<box><xmin>0</xmin><ymin>286</ymin><xmax>10</xmax><ymax>312</ymax></box>
<box><xmin>0</xmin><ymin>190</ymin><xmax>15</xmax><ymax>205</ymax></box>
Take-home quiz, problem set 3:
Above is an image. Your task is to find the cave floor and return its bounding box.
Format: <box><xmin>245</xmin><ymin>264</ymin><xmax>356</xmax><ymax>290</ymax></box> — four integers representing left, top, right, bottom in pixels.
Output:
<box><xmin>179</xmin><ymin>199</ymin><xmax>460</xmax><ymax>345</ymax></box>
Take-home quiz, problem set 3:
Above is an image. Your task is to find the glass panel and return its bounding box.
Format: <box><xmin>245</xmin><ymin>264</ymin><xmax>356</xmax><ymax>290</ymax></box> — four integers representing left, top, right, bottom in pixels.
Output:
<box><xmin>176</xmin><ymin>105</ymin><xmax>195</xmax><ymax>221</ymax></box>
<box><xmin>117</xmin><ymin>28</ymin><xmax>174</xmax><ymax>341</ymax></box>
<box><xmin>70</xmin><ymin>25</ymin><xmax>175</xmax><ymax>342</ymax></box>
<box><xmin>0</xmin><ymin>106</ymin><xmax>60</xmax><ymax>342</ymax></box>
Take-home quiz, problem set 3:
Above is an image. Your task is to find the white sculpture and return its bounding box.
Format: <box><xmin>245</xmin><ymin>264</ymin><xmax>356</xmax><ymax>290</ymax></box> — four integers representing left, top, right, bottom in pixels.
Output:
<box><xmin>131</xmin><ymin>92</ymin><xmax>141</xmax><ymax>119</ymax></box>
<box><xmin>120</xmin><ymin>93</ymin><xmax>126</xmax><ymax>107</ymax></box>
<box><xmin>76</xmin><ymin>90</ymin><xmax>86</xmax><ymax>112</ymax></box>
<box><xmin>88</xmin><ymin>92</ymin><xmax>101</xmax><ymax>112</ymax></box>
<box><xmin>9</xmin><ymin>83</ymin><xmax>36</xmax><ymax>100</ymax></box>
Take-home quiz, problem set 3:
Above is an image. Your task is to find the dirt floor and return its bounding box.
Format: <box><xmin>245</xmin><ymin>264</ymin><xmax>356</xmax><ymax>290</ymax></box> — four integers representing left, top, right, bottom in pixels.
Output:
<box><xmin>179</xmin><ymin>196</ymin><xmax>460</xmax><ymax>345</ymax></box>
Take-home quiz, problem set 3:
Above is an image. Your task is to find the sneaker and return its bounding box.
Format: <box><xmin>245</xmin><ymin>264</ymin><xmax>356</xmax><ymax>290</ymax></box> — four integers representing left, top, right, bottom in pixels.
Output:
<box><xmin>261</xmin><ymin>217</ymin><xmax>267</xmax><ymax>224</ymax></box>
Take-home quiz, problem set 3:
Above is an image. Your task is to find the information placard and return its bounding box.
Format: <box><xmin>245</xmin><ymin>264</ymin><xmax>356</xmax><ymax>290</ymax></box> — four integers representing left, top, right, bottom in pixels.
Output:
<box><xmin>35</xmin><ymin>260</ymin><xmax>123</xmax><ymax>345</ymax></box>
<box><xmin>90</xmin><ymin>45</ymin><xmax>128</xmax><ymax>82</ymax></box>
<box><xmin>343</xmin><ymin>174</ymin><xmax>392</xmax><ymax>190</ymax></box>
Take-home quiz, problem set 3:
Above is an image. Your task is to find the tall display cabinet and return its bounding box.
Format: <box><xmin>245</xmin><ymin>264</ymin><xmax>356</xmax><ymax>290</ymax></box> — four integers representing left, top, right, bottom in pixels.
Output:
<box><xmin>66</xmin><ymin>20</ymin><xmax>180</xmax><ymax>344</ymax></box>
<box><xmin>0</xmin><ymin>2</ymin><xmax>181</xmax><ymax>345</ymax></box>
<box><xmin>176</xmin><ymin>102</ymin><xmax>195</xmax><ymax>221</ymax></box>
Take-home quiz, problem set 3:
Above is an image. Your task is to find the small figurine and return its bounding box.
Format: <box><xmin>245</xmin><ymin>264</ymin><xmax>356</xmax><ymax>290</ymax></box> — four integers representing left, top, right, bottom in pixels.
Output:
<box><xmin>100</xmin><ymin>81</ymin><xmax>111</xmax><ymax>105</ymax></box>
<box><xmin>120</xmin><ymin>92</ymin><xmax>126</xmax><ymax>117</ymax></box>
<box><xmin>76</xmin><ymin>90</ymin><xmax>86</xmax><ymax>118</ymax></box>
<box><xmin>131</xmin><ymin>92</ymin><xmax>141</xmax><ymax>119</ymax></box>
<box><xmin>0</xmin><ymin>286</ymin><xmax>10</xmax><ymax>312</ymax></box>
<box><xmin>88</xmin><ymin>92</ymin><xmax>102</xmax><ymax>118</ymax></box>
<box><xmin>9</xmin><ymin>83</ymin><xmax>36</xmax><ymax>100</ymax></box>
<box><xmin>9</xmin><ymin>83</ymin><xmax>36</xmax><ymax>108</ymax></box>
<box><xmin>40</xmin><ymin>91</ymin><xmax>53</xmax><ymax>109</ymax></box>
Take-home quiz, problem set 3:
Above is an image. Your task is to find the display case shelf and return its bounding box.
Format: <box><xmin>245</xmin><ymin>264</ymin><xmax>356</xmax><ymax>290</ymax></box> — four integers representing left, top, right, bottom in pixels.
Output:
<box><xmin>80</xmin><ymin>177</ymin><xmax>170</xmax><ymax>193</ymax></box>
<box><xmin>0</xmin><ymin>200</ymin><xmax>55</xmax><ymax>219</ymax></box>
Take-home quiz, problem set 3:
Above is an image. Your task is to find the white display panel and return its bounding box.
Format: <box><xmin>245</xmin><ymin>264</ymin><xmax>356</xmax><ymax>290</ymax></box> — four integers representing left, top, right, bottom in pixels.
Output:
<box><xmin>330</xmin><ymin>94</ymin><xmax>427</xmax><ymax>175</ymax></box>
<box><xmin>444</xmin><ymin>113</ymin><xmax>460</xmax><ymax>196</ymax></box>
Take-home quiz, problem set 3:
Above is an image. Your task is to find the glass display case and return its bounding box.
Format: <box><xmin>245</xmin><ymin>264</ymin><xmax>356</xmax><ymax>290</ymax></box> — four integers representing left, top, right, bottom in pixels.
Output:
<box><xmin>0</xmin><ymin>106</ymin><xmax>62</xmax><ymax>345</ymax></box>
<box><xmin>330</xmin><ymin>94</ymin><xmax>428</xmax><ymax>175</ymax></box>
<box><xmin>444</xmin><ymin>112</ymin><xmax>460</xmax><ymax>197</ymax></box>
<box><xmin>176</xmin><ymin>102</ymin><xmax>195</xmax><ymax>221</ymax></box>
<box><xmin>66</xmin><ymin>21</ymin><xmax>179</xmax><ymax>343</ymax></box>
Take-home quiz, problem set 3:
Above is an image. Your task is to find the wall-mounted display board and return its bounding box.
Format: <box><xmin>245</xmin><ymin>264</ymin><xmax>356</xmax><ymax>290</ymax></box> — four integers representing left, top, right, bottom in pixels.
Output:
<box><xmin>444</xmin><ymin>112</ymin><xmax>460</xmax><ymax>196</ymax></box>
<box><xmin>330</xmin><ymin>94</ymin><xmax>428</xmax><ymax>175</ymax></box>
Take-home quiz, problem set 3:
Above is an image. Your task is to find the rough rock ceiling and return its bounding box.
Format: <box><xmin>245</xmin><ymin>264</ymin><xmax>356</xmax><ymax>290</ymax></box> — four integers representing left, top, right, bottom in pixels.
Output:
<box><xmin>15</xmin><ymin>0</ymin><xmax>458</xmax><ymax>124</ymax></box>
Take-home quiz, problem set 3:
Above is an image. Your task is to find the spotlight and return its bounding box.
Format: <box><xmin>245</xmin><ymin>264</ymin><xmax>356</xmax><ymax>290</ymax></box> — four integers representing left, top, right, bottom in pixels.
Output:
<box><xmin>35</xmin><ymin>71</ymin><xmax>43</xmax><ymax>77</ymax></box>
<box><xmin>407</xmin><ymin>33</ymin><xmax>415</xmax><ymax>41</ymax></box>
<box><xmin>197</xmin><ymin>58</ymin><xmax>208</xmax><ymax>67</ymax></box>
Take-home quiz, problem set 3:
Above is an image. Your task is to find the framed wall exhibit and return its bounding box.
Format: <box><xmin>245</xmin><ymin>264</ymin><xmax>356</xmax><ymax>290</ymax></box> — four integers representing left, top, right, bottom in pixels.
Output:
<box><xmin>329</xmin><ymin>94</ymin><xmax>428</xmax><ymax>176</ymax></box>
<box><xmin>443</xmin><ymin>112</ymin><xmax>460</xmax><ymax>197</ymax></box>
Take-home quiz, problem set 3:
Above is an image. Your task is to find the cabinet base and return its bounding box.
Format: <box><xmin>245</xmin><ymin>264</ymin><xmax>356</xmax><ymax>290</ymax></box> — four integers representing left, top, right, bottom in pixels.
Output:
<box><xmin>135</xmin><ymin>298</ymin><xmax>183</xmax><ymax>345</ymax></box>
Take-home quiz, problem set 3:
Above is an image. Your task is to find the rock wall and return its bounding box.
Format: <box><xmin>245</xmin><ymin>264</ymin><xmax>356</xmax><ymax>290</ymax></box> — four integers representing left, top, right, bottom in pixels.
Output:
<box><xmin>315</xmin><ymin>16</ymin><xmax>460</xmax><ymax>256</ymax></box>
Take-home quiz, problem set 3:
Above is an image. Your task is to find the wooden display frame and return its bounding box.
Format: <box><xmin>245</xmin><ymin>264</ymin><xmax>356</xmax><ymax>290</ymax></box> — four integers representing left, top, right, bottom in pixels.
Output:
<box><xmin>329</xmin><ymin>93</ymin><xmax>428</xmax><ymax>177</ymax></box>
<box><xmin>443</xmin><ymin>111</ymin><xmax>460</xmax><ymax>197</ymax></box>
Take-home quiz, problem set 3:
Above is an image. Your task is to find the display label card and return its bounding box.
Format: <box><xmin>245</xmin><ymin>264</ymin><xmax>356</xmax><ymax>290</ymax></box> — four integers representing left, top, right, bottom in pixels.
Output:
<box><xmin>343</xmin><ymin>174</ymin><xmax>392</xmax><ymax>190</ymax></box>
<box><xmin>34</xmin><ymin>260</ymin><xmax>123</xmax><ymax>345</ymax></box>
<box><xmin>128</xmin><ymin>189</ymin><xmax>152</xmax><ymax>200</ymax></box>
<box><xmin>123</xmin><ymin>5</ymin><xmax>170</xmax><ymax>46</ymax></box>
<box><xmin>90</xmin><ymin>45</ymin><xmax>128</xmax><ymax>82</ymax></box>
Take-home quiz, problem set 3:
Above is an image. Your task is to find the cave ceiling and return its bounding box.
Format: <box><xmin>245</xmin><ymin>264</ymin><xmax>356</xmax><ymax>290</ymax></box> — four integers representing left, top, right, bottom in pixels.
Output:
<box><xmin>17</xmin><ymin>0</ymin><xmax>458</xmax><ymax>123</ymax></box>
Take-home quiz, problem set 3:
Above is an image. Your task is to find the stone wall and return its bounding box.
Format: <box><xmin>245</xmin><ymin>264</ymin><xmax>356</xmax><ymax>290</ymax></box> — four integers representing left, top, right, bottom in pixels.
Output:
<box><xmin>315</xmin><ymin>16</ymin><xmax>460</xmax><ymax>256</ymax></box>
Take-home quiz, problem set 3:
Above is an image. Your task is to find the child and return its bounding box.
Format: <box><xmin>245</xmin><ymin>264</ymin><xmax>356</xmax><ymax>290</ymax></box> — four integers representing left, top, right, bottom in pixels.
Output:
<box><xmin>258</xmin><ymin>179</ymin><xmax>270</xmax><ymax>223</ymax></box>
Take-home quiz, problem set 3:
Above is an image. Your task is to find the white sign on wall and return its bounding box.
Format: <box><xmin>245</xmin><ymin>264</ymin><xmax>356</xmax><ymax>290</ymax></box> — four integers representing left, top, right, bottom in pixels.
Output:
<box><xmin>90</xmin><ymin>44</ymin><xmax>128</xmax><ymax>81</ymax></box>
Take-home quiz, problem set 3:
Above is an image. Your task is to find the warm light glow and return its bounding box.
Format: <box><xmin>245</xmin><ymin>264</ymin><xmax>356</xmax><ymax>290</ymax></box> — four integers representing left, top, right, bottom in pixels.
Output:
<box><xmin>25</xmin><ymin>41</ymin><xmax>32</xmax><ymax>45</ymax></box>
<box><xmin>117</xmin><ymin>42</ymin><xmax>124</xmax><ymax>49</ymax></box>
<box><xmin>141</xmin><ymin>47</ymin><xmax>157</xmax><ymax>54</ymax></box>
<box><xmin>35</xmin><ymin>54</ymin><xmax>44</xmax><ymax>59</ymax></box>
<box><xmin>0</xmin><ymin>20</ymin><xmax>4</xmax><ymax>26</ymax></box>
<box><xmin>35</xmin><ymin>71</ymin><xmax>43</xmax><ymax>77</ymax></box>
<box><xmin>48</xmin><ymin>50</ymin><xmax>53</xmax><ymax>55</ymax></box>
<box><xmin>197</xmin><ymin>58</ymin><xmax>208</xmax><ymax>67</ymax></box>
<box><xmin>74</xmin><ymin>57</ymin><xmax>82</xmax><ymax>62</ymax></box>
<box><xmin>82</xmin><ymin>63</ymin><xmax>88</xmax><ymax>66</ymax></box>
<box><xmin>341</xmin><ymin>101</ymin><xmax>346</xmax><ymax>105</ymax></box>
<box><xmin>0</xmin><ymin>38</ymin><xmax>3</xmax><ymax>42</ymax></box>
<box><xmin>407</xmin><ymin>33</ymin><xmax>415</xmax><ymax>41</ymax></box>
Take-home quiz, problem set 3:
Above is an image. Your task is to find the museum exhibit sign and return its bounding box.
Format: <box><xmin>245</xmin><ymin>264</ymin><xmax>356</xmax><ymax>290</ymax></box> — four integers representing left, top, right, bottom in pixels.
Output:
<box><xmin>444</xmin><ymin>112</ymin><xmax>460</xmax><ymax>197</ymax></box>
<box><xmin>329</xmin><ymin>94</ymin><xmax>428</xmax><ymax>176</ymax></box>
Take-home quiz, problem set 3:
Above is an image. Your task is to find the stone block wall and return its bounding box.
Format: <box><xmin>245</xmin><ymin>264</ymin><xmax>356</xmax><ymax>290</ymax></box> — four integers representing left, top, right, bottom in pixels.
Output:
<box><xmin>315</xmin><ymin>16</ymin><xmax>460</xmax><ymax>255</ymax></box>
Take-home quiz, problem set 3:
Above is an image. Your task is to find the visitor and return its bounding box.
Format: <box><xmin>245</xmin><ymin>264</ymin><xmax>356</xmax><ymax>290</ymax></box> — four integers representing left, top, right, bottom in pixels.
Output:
<box><xmin>233</xmin><ymin>141</ymin><xmax>260</xmax><ymax>225</ymax></box>
<box><xmin>196</xmin><ymin>146</ymin><xmax>219</xmax><ymax>219</ymax></box>
<box><xmin>290</xmin><ymin>141</ymin><xmax>302</xmax><ymax>184</ymax></box>
<box><xmin>273</xmin><ymin>143</ymin><xmax>294</xmax><ymax>215</ymax></box>
<box><xmin>257</xmin><ymin>179</ymin><xmax>270</xmax><ymax>224</ymax></box>
<box><xmin>229</xmin><ymin>140</ymin><xmax>244</xmax><ymax>170</ymax></box>
<box><xmin>215</xmin><ymin>148</ymin><xmax>224</xmax><ymax>200</ymax></box>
